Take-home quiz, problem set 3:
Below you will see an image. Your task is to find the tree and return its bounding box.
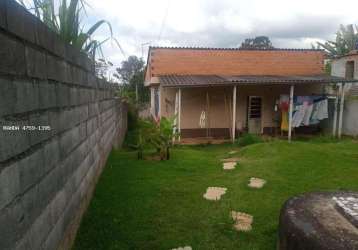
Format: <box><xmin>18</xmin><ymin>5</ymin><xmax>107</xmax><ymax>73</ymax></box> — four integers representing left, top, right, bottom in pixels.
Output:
<box><xmin>240</xmin><ymin>36</ymin><xmax>274</xmax><ymax>49</ymax></box>
<box><xmin>115</xmin><ymin>56</ymin><xmax>148</xmax><ymax>104</ymax></box>
<box><xmin>317</xmin><ymin>24</ymin><xmax>358</xmax><ymax>57</ymax></box>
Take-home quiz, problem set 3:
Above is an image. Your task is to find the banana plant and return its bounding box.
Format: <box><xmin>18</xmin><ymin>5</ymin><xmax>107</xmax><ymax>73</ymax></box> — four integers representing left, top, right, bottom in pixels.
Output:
<box><xmin>318</xmin><ymin>24</ymin><xmax>358</xmax><ymax>57</ymax></box>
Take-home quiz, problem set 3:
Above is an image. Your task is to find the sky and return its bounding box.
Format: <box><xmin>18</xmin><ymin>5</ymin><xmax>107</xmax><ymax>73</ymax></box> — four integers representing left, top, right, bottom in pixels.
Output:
<box><xmin>85</xmin><ymin>0</ymin><xmax>358</xmax><ymax>68</ymax></box>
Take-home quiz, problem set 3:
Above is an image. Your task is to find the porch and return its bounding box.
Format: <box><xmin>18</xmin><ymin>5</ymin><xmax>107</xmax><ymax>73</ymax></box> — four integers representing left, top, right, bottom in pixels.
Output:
<box><xmin>157</xmin><ymin>75</ymin><xmax>353</xmax><ymax>142</ymax></box>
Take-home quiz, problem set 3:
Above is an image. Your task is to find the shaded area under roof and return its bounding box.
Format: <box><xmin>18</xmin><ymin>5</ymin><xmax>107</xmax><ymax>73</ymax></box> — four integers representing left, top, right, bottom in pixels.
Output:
<box><xmin>159</xmin><ymin>75</ymin><xmax>357</xmax><ymax>87</ymax></box>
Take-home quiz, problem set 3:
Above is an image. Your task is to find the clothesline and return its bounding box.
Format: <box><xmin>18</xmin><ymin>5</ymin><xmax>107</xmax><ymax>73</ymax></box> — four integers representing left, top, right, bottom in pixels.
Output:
<box><xmin>279</xmin><ymin>95</ymin><xmax>329</xmax><ymax>130</ymax></box>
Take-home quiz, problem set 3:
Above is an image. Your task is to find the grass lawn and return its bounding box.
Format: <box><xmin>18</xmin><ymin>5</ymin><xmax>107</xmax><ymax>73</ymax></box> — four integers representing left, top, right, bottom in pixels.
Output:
<box><xmin>73</xmin><ymin>138</ymin><xmax>358</xmax><ymax>250</ymax></box>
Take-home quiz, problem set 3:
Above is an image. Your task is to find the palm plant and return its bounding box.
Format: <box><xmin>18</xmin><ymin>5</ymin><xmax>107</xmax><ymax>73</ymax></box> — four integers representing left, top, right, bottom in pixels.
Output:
<box><xmin>19</xmin><ymin>0</ymin><xmax>123</xmax><ymax>60</ymax></box>
<box><xmin>317</xmin><ymin>24</ymin><xmax>358</xmax><ymax>57</ymax></box>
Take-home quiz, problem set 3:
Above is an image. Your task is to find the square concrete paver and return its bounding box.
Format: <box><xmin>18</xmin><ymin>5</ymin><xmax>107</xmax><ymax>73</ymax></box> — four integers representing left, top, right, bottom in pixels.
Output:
<box><xmin>223</xmin><ymin>162</ymin><xmax>236</xmax><ymax>170</ymax></box>
<box><xmin>248</xmin><ymin>177</ymin><xmax>266</xmax><ymax>189</ymax></box>
<box><xmin>203</xmin><ymin>187</ymin><xmax>227</xmax><ymax>201</ymax></box>
<box><xmin>231</xmin><ymin>211</ymin><xmax>253</xmax><ymax>232</ymax></box>
<box><xmin>171</xmin><ymin>246</ymin><xmax>192</xmax><ymax>250</ymax></box>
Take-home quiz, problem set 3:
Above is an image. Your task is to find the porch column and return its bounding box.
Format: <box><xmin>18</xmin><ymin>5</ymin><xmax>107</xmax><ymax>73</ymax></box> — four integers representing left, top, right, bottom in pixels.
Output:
<box><xmin>178</xmin><ymin>88</ymin><xmax>182</xmax><ymax>141</ymax></box>
<box><xmin>338</xmin><ymin>83</ymin><xmax>346</xmax><ymax>139</ymax></box>
<box><xmin>232</xmin><ymin>86</ymin><xmax>237</xmax><ymax>143</ymax></box>
<box><xmin>332</xmin><ymin>83</ymin><xmax>342</xmax><ymax>137</ymax></box>
<box><xmin>288</xmin><ymin>84</ymin><xmax>295</xmax><ymax>142</ymax></box>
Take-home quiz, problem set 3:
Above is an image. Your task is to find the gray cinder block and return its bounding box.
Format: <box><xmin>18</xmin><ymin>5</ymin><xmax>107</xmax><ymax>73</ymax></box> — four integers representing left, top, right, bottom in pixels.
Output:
<box><xmin>25</xmin><ymin>46</ymin><xmax>47</xmax><ymax>79</ymax></box>
<box><xmin>36</xmin><ymin>19</ymin><xmax>54</xmax><ymax>52</ymax></box>
<box><xmin>0</xmin><ymin>78</ymin><xmax>16</xmax><ymax>117</ymax></box>
<box><xmin>0</xmin><ymin>119</ymin><xmax>31</xmax><ymax>162</ymax></box>
<box><xmin>38</xmin><ymin>80</ymin><xmax>57</xmax><ymax>109</ymax></box>
<box><xmin>13</xmin><ymin>80</ymin><xmax>39</xmax><ymax>114</ymax></box>
<box><xmin>0</xmin><ymin>33</ymin><xmax>26</xmax><ymax>75</ymax></box>
<box><xmin>6</xmin><ymin>0</ymin><xmax>36</xmax><ymax>43</ymax></box>
<box><xmin>42</xmin><ymin>139</ymin><xmax>60</xmax><ymax>174</ymax></box>
<box><xmin>0</xmin><ymin>0</ymin><xmax>6</xmax><ymax>29</ymax></box>
<box><xmin>55</xmin><ymin>83</ymin><xmax>70</xmax><ymax>108</ymax></box>
<box><xmin>18</xmin><ymin>148</ymin><xmax>45</xmax><ymax>193</ymax></box>
<box><xmin>0</xmin><ymin>164</ymin><xmax>20</xmax><ymax>210</ymax></box>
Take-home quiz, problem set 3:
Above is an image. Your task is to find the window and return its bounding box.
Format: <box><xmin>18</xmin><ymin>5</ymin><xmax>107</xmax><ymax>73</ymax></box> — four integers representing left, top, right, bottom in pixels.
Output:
<box><xmin>248</xmin><ymin>96</ymin><xmax>262</xmax><ymax>119</ymax></box>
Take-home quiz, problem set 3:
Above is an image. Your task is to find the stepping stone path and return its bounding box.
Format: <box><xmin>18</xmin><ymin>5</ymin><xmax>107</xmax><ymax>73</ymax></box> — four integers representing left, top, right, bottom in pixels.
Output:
<box><xmin>248</xmin><ymin>177</ymin><xmax>266</xmax><ymax>189</ymax></box>
<box><xmin>171</xmin><ymin>246</ymin><xmax>192</xmax><ymax>250</ymax></box>
<box><xmin>223</xmin><ymin>162</ymin><xmax>236</xmax><ymax>170</ymax></box>
<box><xmin>231</xmin><ymin>211</ymin><xmax>253</xmax><ymax>232</ymax></box>
<box><xmin>203</xmin><ymin>187</ymin><xmax>227</xmax><ymax>201</ymax></box>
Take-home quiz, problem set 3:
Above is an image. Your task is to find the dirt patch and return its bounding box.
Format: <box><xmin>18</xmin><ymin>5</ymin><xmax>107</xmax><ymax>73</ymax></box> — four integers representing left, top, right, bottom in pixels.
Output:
<box><xmin>223</xmin><ymin>162</ymin><xmax>236</xmax><ymax>170</ymax></box>
<box><xmin>248</xmin><ymin>177</ymin><xmax>266</xmax><ymax>189</ymax></box>
<box><xmin>231</xmin><ymin>211</ymin><xmax>253</xmax><ymax>232</ymax></box>
<box><xmin>220</xmin><ymin>157</ymin><xmax>240</xmax><ymax>162</ymax></box>
<box><xmin>203</xmin><ymin>187</ymin><xmax>227</xmax><ymax>201</ymax></box>
<box><xmin>171</xmin><ymin>246</ymin><xmax>192</xmax><ymax>250</ymax></box>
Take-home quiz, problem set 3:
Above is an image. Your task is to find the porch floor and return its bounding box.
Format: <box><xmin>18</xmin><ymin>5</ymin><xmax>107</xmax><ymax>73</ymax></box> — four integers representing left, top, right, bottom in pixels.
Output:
<box><xmin>178</xmin><ymin>137</ymin><xmax>231</xmax><ymax>145</ymax></box>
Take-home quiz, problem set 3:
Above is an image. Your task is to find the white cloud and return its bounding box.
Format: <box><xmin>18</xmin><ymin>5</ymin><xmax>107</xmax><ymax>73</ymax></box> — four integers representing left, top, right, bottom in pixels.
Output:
<box><xmin>84</xmin><ymin>0</ymin><xmax>358</xmax><ymax>66</ymax></box>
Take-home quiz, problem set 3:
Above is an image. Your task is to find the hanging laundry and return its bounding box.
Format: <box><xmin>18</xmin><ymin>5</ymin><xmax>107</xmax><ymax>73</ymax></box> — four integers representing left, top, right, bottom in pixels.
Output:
<box><xmin>292</xmin><ymin>104</ymin><xmax>305</xmax><ymax>127</ymax></box>
<box><xmin>280</xmin><ymin>95</ymin><xmax>329</xmax><ymax>129</ymax></box>
<box><xmin>316</xmin><ymin>99</ymin><xmax>328</xmax><ymax>120</ymax></box>
<box><xmin>280</xmin><ymin>95</ymin><xmax>289</xmax><ymax>131</ymax></box>
<box><xmin>302</xmin><ymin>102</ymin><xmax>314</xmax><ymax>126</ymax></box>
<box><xmin>281</xmin><ymin>111</ymin><xmax>289</xmax><ymax>131</ymax></box>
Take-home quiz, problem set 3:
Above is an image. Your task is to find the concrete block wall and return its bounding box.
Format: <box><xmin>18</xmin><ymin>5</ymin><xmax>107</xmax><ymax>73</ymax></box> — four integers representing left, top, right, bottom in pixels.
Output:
<box><xmin>0</xmin><ymin>1</ymin><xmax>127</xmax><ymax>249</ymax></box>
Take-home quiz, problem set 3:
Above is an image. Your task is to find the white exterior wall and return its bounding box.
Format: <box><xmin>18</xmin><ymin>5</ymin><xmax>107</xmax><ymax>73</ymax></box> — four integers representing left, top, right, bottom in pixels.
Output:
<box><xmin>331</xmin><ymin>54</ymin><xmax>358</xmax><ymax>136</ymax></box>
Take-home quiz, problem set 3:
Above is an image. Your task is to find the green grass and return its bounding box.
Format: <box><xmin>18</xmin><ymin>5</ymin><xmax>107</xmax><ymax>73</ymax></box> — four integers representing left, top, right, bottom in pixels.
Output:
<box><xmin>72</xmin><ymin>139</ymin><xmax>358</xmax><ymax>250</ymax></box>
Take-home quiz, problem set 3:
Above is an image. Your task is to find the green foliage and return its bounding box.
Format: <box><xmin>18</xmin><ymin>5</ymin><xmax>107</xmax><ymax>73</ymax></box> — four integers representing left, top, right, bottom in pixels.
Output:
<box><xmin>240</xmin><ymin>36</ymin><xmax>274</xmax><ymax>49</ymax></box>
<box><xmin>115</xmin><ymin>56</ymin><xmax>149</xmax><ymax>105</ymax></box>
<box><xmin>317</xmin><ymin>24</ymin><xmax>358</xmax><ymax>57</ymax></box>
<box><xmin>19</xmin><ymin>0</ymin><xmax>120</xmax><ymax>60</ymax></box>
<box><xmin>126</xmin><ymin>117</ymin><xmax>177</xmax><ymax>160</ymax></box>
<box><xmin>237</xmin><ymin>133</ymin><xmax>263</xmax><ymax>147</ymax></box>
<box><xmin>324</xmin><ymin>60</ymin><xmax>332</xmax><ymax>74</ymax></box>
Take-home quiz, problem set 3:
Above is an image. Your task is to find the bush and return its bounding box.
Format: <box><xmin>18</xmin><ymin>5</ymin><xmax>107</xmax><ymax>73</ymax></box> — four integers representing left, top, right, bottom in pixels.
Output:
<box><xmin>126</xmin><ymin>117</ymin><xmax>178</xmax><ymax>160</ymax></box>
<box><xmin>237</xmin><ymin>133</ymin><xmax>263</xmax><ymax>147</ymax></box>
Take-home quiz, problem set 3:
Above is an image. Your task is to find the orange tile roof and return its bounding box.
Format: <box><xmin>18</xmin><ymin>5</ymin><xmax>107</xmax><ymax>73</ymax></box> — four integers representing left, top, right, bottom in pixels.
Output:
<box><xmin>147</xmin><ymin>47</ymin><xmax>325</xmax><ymax>78</ymax></box>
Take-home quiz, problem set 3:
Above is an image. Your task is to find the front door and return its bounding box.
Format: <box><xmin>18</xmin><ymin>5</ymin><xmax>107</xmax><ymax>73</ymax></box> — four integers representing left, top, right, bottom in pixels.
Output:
<box><xmin>247</xmin><ymin>96</ymin><xmax>262</xmax><ymax>134</ymax></box>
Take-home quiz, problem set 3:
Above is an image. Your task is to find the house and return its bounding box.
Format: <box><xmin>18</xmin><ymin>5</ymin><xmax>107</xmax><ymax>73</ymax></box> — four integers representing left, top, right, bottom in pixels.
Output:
<box><xmin>145</xmin><ymin>46</ymin><xmax>353</xmax><ymax>142</ymax></box>
<box><xmin>331</xmin><ymin>50</ymin><xmax>358</xmax><ymax>136</ymax></box>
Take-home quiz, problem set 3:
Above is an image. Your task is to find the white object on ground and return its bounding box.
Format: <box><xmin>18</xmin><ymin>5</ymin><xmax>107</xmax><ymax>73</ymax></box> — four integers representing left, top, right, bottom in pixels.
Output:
<box><xmin>223</xmin><ymin>162</ymin><xmax>236</xmax><ymax>170</ymax></box>
<box><xmin>228</xmin><ymin>150</ymin><xmax>237</xmax><ymax>155</ymax></box>
<box><xmin>171</xmin><ymin>246</ymin><xmax>192</xmax><ymax>250</ymax></box>
<box><xmin>248</xmin><ymin>177</ymin><xmax>266</xmax><ymax>189</ymax></box>
<box><xmin>203</xmin><ymin>187</ymin><xmax>227</xmax><ymax>201</ymax></box>
<box><xmin>231</xmin><ymin>211</ymin><xmax>253</xmax><ymax>232</ymax></box>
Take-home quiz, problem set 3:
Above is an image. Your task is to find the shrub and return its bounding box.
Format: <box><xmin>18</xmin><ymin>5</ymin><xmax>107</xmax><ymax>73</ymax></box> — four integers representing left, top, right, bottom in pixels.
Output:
<box><xmin>237</xmin><ymin>133</ymin><xmax>263</xmax><ymax>147</ymax></box>
<box><xmin>128</xmin><ymin>117</ymin><xmax>178</xmax><ymax>160</ymax></box>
